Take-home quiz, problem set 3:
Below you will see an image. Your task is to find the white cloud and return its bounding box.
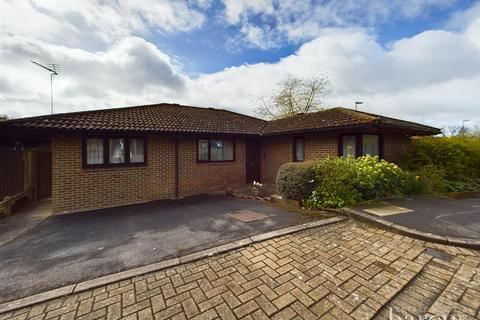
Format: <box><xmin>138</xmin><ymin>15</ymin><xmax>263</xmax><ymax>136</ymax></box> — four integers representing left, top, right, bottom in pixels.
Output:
<box><xmin>1</xmin><ymin>0</ymin><xmax>208</xmax><ymax>46</ymax></box>
<box><xmin>0</xmin><ymin>0</ymin><xmax>479</xmax><ymax>130</ymax></box>
<box><xmin>220</xmin><ymin>0</ymin><xmax>457</xmax><ymax>48</ymax></box>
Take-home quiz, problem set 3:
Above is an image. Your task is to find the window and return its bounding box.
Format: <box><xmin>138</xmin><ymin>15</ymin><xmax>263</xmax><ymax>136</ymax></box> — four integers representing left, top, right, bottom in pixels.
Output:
<box><xmin>83</xmin><ymin>137</ymin><xmax>146</xmax><ymax>167</ymax></box>
<box><xmin>130</xmin><ymin>138</ymin><xmax>145</xmax><ymax>163</ymax></box>
<box><xmin>342</xmin><ymin>135</ymin><xmax>356</xmax><ymax>158</ymax></box>
<box><xmin>363</xmin><ymin>134</ymin><xmax>379</xmax><ymax>156</ymax></box>
<box><xmin>198</xmin><ymin>139</ymin><xmax>209</xmax><ymax>161</ymax></box>
<box><xmin>340</xmin><ymin>134</ymin><xmax>382</xmax><ymax>158</ymax></box>
<box><xmin>197</xmin><ymin>139</ymin><xmax>235</xmax><ymax>162</ymax></box>
<box><xmin>86</xmin><ymin>138</ymin><xmax>104</xmax><ymax>165</ymax></box>
<box><xmin>109</xmin><ymin>138</ymin><xmax>125</xmax><ymax>164</ymax></box>
<box><xmin>294</xmin><ymin>138</ymin><xmax>304</xmax><ymax>162</ymax></box>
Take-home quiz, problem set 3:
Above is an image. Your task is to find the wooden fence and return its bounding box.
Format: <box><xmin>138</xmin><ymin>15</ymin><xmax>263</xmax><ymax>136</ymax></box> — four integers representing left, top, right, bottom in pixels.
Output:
<box><xmin>0</xmin><ymin>150</ymin><xmax>24</xmax><ymax>200</ymax></box>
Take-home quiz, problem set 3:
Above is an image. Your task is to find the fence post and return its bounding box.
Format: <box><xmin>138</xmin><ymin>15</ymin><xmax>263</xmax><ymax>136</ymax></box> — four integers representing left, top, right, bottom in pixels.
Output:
<box><xmin>3</xmin><ymin>196</ymin><xmax>13</xmax><ymax>217</ymax></box>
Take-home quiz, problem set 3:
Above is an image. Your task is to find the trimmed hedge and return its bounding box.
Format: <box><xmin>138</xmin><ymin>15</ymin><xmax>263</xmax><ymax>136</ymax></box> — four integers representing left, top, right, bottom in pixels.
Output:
<box><xmin>276</xmin><ymin>161</ymin><xmax>316</xmax><ymax>201</ymax></box>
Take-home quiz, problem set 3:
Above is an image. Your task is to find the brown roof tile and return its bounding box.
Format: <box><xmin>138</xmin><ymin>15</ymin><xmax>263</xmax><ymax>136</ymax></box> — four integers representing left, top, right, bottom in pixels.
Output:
<box><xmin>0</xmin><ymin>103</ymin><xmax>266</xmax><ymax>135</ymax></box>
<box><xmin>262</xmin><ymin>107</ymin><xmax>440</xmax><ymax>135</ymax></box>
<box><xmin>0</xmin><ymin>104</ymin><xmax>440</xmax><ymax>136</ymax></box>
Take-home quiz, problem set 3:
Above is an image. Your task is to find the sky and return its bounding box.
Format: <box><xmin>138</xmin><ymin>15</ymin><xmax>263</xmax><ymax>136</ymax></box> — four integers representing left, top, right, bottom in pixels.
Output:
<box><xmin>1</xmin><ymin>0</ymin><xmax>480</xmax><ymax>130</ymax></box>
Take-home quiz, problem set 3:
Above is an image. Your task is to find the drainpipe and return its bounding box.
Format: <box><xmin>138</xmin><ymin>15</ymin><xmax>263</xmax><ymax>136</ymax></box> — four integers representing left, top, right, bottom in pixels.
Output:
<box><xmin>174</xmin><ymin>136</ymin><xmax>180</xmax><ymax>198</ymax></box>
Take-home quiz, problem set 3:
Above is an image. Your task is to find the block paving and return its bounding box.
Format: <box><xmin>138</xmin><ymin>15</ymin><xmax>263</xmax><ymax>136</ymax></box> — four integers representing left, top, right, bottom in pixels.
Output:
<box><xmin>1</xmin><ymin>220</ymin><xmax>479</xmax><ymax>320</ymax></box>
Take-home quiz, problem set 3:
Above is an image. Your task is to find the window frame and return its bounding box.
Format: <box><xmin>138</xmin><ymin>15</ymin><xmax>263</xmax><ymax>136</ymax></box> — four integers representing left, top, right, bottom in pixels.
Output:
<box><xmin>338</xmin><ymin>133</ymin><xmax>384</xmax><ymax>158</ymax></box>
<box><xmin>82</xmin><ymin>136</ymin><xmax>147</xmax><ymax>169</ymax></box>
<box><xmin>293</xmin><ymin>137</ymin><xmax>305</xmax><ymax>162</ymax></box>
<box><xmin>197</xmin><ymin>138</ymin><xmax>236</xmax><ymax>163</ymax></box>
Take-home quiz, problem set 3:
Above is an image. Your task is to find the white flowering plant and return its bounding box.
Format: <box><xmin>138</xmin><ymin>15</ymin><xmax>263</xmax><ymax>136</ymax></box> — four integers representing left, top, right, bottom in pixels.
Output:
<box><xmin>251</xmin><ymin>180</ymin><xmax>263</xmax><ymax>196</ymax></box>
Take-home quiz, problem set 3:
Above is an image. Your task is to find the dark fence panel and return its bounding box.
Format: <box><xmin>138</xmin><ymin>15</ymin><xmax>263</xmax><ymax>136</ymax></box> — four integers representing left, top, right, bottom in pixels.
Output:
<box><xmin>0</xmin><ymin>151</ymin><xmax>24</xmax><ymax>200</ymax></box>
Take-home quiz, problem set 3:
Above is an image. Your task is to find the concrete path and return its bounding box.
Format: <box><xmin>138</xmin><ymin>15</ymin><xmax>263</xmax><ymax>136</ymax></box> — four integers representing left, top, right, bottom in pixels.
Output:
<box><xmin>0</xmin><ymin>195</ymin><xmax>316</xmax><ymax>303</ymax></box>
<box><xmin>355</xmin><ymin>195</ymin><xmax>480</xmax><ymax>240</ymax></box>
<box><xmin>1</xmin><ymin>220</ymin><xmax>479</xmax><ymax>320</ymax></box>
<box><xmin>0</xmin><ymin>199</ymin><xmax>52</xmax><ymax>247</ymax></box>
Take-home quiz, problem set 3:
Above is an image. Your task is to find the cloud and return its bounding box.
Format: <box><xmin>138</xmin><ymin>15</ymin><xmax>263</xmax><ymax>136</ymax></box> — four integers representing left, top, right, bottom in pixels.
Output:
<box><xmin>219</xmin><ymin>0</ymin><xmax>457</xmax><ymax>48</ymax></box>
<box><xmin>1</xmin><ymin>0</ymin><xmax>208</xmax><ymax>46</ymax></box>
<box><xmin>0</xmin><ymin>0</ymin><xmax>479</xmax><ymax>130</ymax></box>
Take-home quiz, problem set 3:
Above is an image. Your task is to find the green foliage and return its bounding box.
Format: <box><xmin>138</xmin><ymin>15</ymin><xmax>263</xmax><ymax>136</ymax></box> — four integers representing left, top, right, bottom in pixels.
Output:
<box><xmin>401</xmin><ymin>136</ymin><xmax>480</xmax><ymax>193</ymax></box>
<box><xmin>276</xmin><ymin>161</ymin><xmax>316</xmax><ymax>201</ymax></box>
<box><xmin>402</xmin><ymin>136</ymin><xmax>480</xmax><ymax>180</ymax></box>
<box><xmin>304</xmin><ymin>156</ymin><xmax>420</xmax><ymax>208</ymax></box>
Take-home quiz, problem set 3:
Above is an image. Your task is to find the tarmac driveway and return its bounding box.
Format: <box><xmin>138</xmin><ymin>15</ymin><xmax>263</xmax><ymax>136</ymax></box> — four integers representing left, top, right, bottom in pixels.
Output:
<box><xmin>355</xmin><ymin>194</ymin><xmax>480</xmax><ymax>239</ymax></box>
<box><xmin>0</xmin><ymin>195</ymin><xmax>314</xmax><ymax>303</ymax></box>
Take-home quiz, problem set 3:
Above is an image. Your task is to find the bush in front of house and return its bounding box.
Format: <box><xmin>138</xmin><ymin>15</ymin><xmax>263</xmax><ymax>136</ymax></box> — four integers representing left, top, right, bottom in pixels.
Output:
<box><xmin>276</xmin><ymin>161</ymin><xmax>316</xmax><ymax>201</ymax></box>
<box><xmin>401</xmin><ymin>135</ymin><xmax>480</xmax><ymax>193</ymax></box>
<box><xmin>304</xmin><ymin>156</ymin><xmax>419</xmax><ymax>208</ymax></box>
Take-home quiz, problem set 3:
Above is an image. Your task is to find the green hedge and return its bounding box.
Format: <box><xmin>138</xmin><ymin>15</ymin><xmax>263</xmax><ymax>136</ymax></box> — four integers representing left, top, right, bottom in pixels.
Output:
<box><xmin>401</xmin><ymin>136</ymin><xmax>480</xmax><ymax>192</ymax></box>
<box><xmin>276</xmin><ymin>161</ymin><xmax>316</xmax><ymax>201</ymax></box>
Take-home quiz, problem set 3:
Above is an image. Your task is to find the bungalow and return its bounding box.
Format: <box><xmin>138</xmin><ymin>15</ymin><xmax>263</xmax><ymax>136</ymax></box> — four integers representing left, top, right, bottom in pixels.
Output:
<box><xmin>0</xmin><ymin>103</ymin><xmax>440</xmax><ymax>214</ymax></box>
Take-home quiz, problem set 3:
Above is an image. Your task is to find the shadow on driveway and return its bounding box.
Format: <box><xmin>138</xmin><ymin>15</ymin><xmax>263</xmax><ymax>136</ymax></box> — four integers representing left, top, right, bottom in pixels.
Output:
<box><xmin>0</xmin><ymin>195</ymin><xmax>315</xmax><ymax>303</ymax></box>
<box><xmin>355</xmin><ymin>194</ymin><xmax>480</xmax><ymax>240</ymax></box>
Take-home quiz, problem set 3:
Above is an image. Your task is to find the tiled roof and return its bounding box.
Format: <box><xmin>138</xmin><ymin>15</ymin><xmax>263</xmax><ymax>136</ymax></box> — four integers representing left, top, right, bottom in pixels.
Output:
<box><xmin>262</xmin><ymin>107</ymin><xmax>440</xmax><ymax>135</ymax></box>
<box><xmin>0</xmin><ymin>103</ymin><xmax>267</xmax><ymax>135</ymax></box>
<box><xmin>0</xmin><ymin>104</ymin><xmax>440</xmax><ymax>136</ymax></box>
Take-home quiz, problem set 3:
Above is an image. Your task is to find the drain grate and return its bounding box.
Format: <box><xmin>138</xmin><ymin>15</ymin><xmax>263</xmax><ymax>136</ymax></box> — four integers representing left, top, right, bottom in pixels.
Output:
<box><xmin>424</xmin><ymin>248</ymin><xmax>455</xmax><ymax>262</ymax></box>
<box><xmin>229</xmin><ymin>210</ymin><xmax>268</xmax><ymax>222</ymax></box>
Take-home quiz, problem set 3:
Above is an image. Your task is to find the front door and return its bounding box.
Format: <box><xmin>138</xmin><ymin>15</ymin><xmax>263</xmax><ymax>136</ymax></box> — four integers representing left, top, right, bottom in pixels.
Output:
<box><xmin>245</xmin><ymin>139</ymin><xmax>261</xmax><ymax>183</ymax></box>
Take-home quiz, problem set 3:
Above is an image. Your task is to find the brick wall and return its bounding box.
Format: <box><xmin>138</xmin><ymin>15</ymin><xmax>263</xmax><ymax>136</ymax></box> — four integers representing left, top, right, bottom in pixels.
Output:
<box><xmin>383</xmin><ymin>132</ymin><xmax>411</xmax><ymax>163</ymax></box>
<box><xmin>261</xmin><ymin>133</ymin><xmax>338</xmax><ymax>183</ymax></box>
<box><xmin>52</xmin><ymin>135</ymin><xmax>246</xmax><ymax>214</ymax></box>
<box><xmin>179</xmin><ymin>137</ymin><xmax>246</xmax><ymax>197</ymax></box>
<box><xmin>260</xmin><ymin>132</ymin><xmax>410</xmax><ymax>183</ymax></box>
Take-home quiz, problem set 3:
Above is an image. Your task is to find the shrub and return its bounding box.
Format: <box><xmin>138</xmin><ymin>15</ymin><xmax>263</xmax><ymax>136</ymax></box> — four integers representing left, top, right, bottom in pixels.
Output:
<box><xmin>305</xmin><ymin>156</ymin><xmax>421</xmax><ymax>208</ymax></box>
<box><xmin>276</xmin><ymin>161</ymin><xmax>316</xmax><ymax>200</ymax></box>
<box><xmin>304</xmin><ymin>157</ymin><xmax>361</xmax><ymax>208</ymax></box>
<box><xmin>402</xmin><ymin>136</ymin><xmax>480</xmax><ymax>180</ymax></box>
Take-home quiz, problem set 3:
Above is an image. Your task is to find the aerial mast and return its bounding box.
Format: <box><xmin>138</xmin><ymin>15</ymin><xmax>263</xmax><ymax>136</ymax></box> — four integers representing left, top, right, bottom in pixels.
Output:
<box><xmin>31</xmin><ymin>60</ymin><xmax>60</xmax><ymax>114</ymax></box>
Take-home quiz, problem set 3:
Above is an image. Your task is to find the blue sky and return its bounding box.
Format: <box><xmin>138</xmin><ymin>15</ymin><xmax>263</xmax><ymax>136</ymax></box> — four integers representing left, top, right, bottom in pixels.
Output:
<box><xmin>1</xmin><ymin>0</ymin><xmax>480</xmax><ymax>130</ymax></box>
<box><xmin>149</xmin><ymin>0</ymin><xmax>477</xmax><ymax>75</ymax></box>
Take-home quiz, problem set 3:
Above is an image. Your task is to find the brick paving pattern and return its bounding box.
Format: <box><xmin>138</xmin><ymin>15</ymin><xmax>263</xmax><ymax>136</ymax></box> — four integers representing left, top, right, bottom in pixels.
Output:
<box><xmin>1</xmin><ymin>220</ymin><xmax>479</xmax><ymax>320</ymax></box>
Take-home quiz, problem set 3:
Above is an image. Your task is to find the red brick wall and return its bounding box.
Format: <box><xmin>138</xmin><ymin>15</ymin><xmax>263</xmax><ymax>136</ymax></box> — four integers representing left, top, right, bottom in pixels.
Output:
<box><xmin>260</xmin><ymin>132</ymin><xmax>410</xmax><ymax>183</ymax></box>
<box><xmin>261</xmin><ymin>133</ymin><xmax>338</xmax><ymax>183</ymax></box>
<box><xmin>383</xmin><ymin>132</ymin><xmax>411</xmax><ymax>163</ymax></box>
<box><xmin>52</xmin><ymin>135</ymin><xmax>245</xmax><ymax>214</ymax></box>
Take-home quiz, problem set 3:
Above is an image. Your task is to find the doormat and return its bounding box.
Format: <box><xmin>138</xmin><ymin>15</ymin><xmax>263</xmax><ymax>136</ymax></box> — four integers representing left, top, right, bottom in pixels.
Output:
<box><xmin>230</xmin><ymin>210</ymin><xmax>268</xmax><ymax>222</ymax></box>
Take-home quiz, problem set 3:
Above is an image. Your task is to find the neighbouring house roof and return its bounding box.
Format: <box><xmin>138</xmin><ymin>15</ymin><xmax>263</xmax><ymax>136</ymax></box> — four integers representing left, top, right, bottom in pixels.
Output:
<box><xmin>262</xmin><ymin>107</ymin><xmax>440</xmax><ymax>135</ymax></box>
<box><xmin>0</xmin><ymin>104</ymin><xmax>440</xmax><ymax>136</ymax></box>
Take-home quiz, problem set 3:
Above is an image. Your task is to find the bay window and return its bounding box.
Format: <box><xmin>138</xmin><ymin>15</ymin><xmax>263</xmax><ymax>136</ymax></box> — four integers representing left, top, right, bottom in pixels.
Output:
<box><xmin>197</xmin><ymin>138</ymin><xmax>235</xmax><ymax>162</ymax></box>
<box><xmin>83</xmin><ymin>137</ymin><xmax>146</xmax><ymax>167</ymax></box>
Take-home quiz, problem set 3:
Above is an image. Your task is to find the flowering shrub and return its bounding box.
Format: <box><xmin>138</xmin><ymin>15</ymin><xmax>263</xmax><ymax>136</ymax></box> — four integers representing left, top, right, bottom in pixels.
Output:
<box><xmin>304</xmin><ymin>156</ymin><xmax>420</xmax><ymax>208</ymax></box>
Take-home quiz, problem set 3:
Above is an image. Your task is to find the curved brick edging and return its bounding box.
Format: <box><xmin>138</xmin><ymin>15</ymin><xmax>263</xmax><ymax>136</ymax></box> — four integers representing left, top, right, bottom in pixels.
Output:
<box><xmin>0</xmin><ymin>216</ymin><xmax>346</xmax><ymax>315</ymax></box>
<box><xmin>343</xmin><ymin>208</ymin><xmax>480</xmax><ymax>249</ymax></box>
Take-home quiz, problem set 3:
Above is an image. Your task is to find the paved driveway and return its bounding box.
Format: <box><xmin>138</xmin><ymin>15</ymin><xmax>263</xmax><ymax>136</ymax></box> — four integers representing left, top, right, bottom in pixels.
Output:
<box><xmin>0</xmin><ymin>195</ymin><xmax>315</xmax><ymax>303</ymax></box>
<box><xmin>355</xmin><ymin>194</ymin><xmax>480</xmax><ymax>239</ymax></box>
<box><xmin>2</xmin><ymin>220</ymin><xmax>479</xmax><ymax>320</ymax></box>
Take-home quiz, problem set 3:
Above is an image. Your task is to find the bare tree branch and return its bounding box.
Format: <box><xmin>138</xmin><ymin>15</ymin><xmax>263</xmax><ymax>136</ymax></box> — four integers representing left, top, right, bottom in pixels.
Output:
<box><xmin>255</xmin><ymin>74</ymin><xmax>329</xmax><ymax>120</ymax></box>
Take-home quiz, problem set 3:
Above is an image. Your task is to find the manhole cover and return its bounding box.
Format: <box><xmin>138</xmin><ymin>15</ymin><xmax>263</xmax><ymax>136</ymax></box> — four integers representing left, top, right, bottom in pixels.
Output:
<box><xmin>424</xmin><ymin>248</ymin><xmax>455</xmax><ymax>262</ymax></box>
<box><xmin>230</xmin><ymin>211</ymin><xmax>268</xmax><ymax>222</ymax></box>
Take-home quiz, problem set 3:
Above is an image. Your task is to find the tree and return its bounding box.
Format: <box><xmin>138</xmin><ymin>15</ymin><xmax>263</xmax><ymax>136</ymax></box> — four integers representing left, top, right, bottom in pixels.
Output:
<box><xmin>0</xmin><ymin>115</ymin><xmax>8</xmax><ymax>121</ymax></box>
<box><xmin>256</xmin><ymin>74</ymin><xmax>329</xmax><ymax>120</ymax></box>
